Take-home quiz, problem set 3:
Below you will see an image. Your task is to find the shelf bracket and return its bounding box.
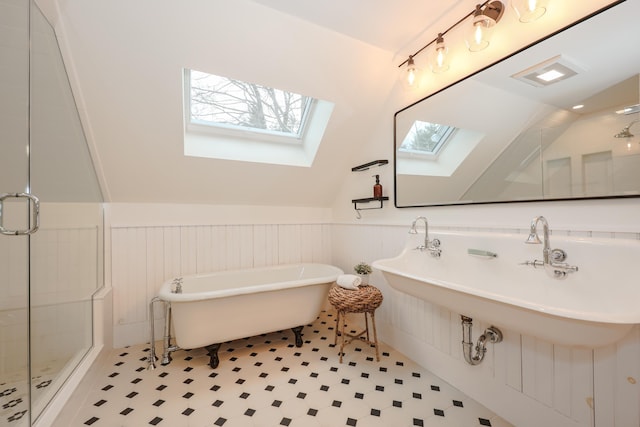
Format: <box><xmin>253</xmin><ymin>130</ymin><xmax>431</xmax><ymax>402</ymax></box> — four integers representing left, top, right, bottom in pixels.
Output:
<box><xmin>352</xmin><ymin>197</ymin><xmax>389</xmax><ymax>212</ymax></box>
<box><xmin>351</xmin><ymin>160</ymin><xmax>388</xmax><ymax>172</ymax></box>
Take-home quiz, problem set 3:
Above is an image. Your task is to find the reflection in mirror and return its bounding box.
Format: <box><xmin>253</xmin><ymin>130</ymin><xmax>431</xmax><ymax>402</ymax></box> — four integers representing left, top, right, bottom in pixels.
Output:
<box><xmin>394</xmin><ymin>0</ymin><xmax>640</xmax><ymax>207</ymax></box>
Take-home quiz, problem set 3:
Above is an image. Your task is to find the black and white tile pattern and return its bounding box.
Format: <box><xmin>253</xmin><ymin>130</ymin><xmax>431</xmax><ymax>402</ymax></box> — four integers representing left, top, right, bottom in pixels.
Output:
<box><xmin>54</xmin><ymin>310</ymin><xmax>512</xmax><ymax>426</ymax></box>
<box><xmin>1</xmin><ymin>368</ymin><xmax>57</xmax><ymax>425</ymax></box>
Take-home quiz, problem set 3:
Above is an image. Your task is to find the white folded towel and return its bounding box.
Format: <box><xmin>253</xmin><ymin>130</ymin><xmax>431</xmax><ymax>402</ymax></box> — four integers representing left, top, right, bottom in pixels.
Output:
<box><xmin>336</xmin><ymin>274</ymin><xmax>361</xmax><ymax>290</ymax></box>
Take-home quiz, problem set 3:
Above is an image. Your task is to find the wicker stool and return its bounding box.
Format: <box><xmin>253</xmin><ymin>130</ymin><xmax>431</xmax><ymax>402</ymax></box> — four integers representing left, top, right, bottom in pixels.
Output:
<box><xmin>328</xmin><ymin>284</ymin><xmax>383</xmax><ymax>363</ymax></box>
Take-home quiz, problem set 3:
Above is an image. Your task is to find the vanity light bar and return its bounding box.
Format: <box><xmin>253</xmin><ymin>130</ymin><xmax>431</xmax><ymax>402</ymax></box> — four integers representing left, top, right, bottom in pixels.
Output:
<box><xmin>398</xmin><ymin>0</ymin><xmax>550</xmax><ymax>89</ymax></box>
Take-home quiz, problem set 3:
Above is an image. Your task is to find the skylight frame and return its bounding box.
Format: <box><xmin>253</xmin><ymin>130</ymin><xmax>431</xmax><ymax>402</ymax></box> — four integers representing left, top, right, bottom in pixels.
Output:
<box><xmin>184</xmin><ymin>69</ymin><xmax>315</xmax><ymax>144</ymax></box>
<box><xmin>182</xmin><ymin>68</ymin><xmax>335</xmax><ymax>167</ymax></box>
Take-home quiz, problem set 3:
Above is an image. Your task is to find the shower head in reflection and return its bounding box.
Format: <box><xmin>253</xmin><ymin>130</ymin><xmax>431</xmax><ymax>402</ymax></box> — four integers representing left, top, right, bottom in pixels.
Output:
<box><xmin>614</xmin><ymin>120</ymin><xmax>639</xmax><ymax>138</ymax></box>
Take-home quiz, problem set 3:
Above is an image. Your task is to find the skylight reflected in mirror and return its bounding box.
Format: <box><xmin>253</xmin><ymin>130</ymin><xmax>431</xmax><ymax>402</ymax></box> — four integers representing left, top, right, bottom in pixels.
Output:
<box><xmin>398</xmin><ymin>121</ymin><xmax>456</xmax><ymax>156</ymax></box>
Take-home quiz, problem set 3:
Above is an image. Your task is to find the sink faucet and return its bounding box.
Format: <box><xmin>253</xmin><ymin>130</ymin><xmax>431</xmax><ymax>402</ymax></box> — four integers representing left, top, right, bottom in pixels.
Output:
<box><xmin>523</xmin><ymin>216</ymin><xmax>578</xmax><ymax>278</ymax></box>
<box><xmin>525</xmin><ymin>216</ymin><xmax>551</xmax><ymax>264</ymax></box>
<box><xmin>409</xmin><ymin>216</ymin><xmax>441</xmax><ymax>257</ymax></box>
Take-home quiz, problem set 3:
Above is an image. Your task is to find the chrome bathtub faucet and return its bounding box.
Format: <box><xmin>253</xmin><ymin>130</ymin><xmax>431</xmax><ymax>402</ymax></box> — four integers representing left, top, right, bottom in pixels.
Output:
<box><xmin>409</xmin><ymin>216</ymin><xmax>441</xmax><ymax>258</ymax></box>
<box><xmin>172</xmin><ymin>278</ymin><xmax>183</xmax><ymax>293</ymax></box>
<box><xmin>523</xmin><ymin>216</ymin><xmax>578</xmax><ymax>279</ymax></box>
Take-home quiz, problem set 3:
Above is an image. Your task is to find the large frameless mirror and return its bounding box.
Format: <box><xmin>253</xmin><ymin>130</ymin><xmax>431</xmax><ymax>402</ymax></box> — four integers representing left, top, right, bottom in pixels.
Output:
<box><xmin>394</xmin><ymin>0</ymin><xmax>640</xmax><ymax>207</ymax></box>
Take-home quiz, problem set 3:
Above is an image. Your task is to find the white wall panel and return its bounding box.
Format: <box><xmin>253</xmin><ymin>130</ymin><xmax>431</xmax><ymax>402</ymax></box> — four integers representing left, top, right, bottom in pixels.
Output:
<box><xmin>163</xmin><ymin>227</ymin><xmax>181</xmax><ymax>279</ymax></box>
<box><xmin>593</xmin><ymin>344</ymin><xmax>616</xmax><ymax>426</ymax></box>
<box><xmin>224</xmin><ymin>225</ymin><xmax>242</xmax><ymax>270</ymax></box>
<box><xmin>612</xmin><ymin>327</ymin><xmax>640</xmax><ymax>427</ymax></box>
<box><xmin>497</xmin><ymin>331</ymin><xmax>523</xmax><ymax>392</ymax></box>
<box><xmin>211</xmin><ymin>226</ymin><xmax>228</xmax><ymax>272</ymax></box>
<box><xmin>522</xmin><ymin>336</ymin><xmax>554</xmax><ymax>406</ymax></box>
<box><xmin>180</xmin><ymin>226</ymin><xmax>198</xmax><ymax>275</ymax></box>
<box><xmin>279</xmin><ymin>224</ymin><xmax>301</xmax><ymax>265</ymax></box>
<box><xmin>145</xmin><ymin>227</ymin><xmax>165</xmax><ymax>321</ymax></box>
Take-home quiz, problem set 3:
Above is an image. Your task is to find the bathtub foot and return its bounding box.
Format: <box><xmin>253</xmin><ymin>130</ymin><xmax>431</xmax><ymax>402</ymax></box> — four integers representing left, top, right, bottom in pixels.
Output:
<box><xmin>292</xmin><ymin>326</ymin><xmax>304</xmax><ymax>347</ymax></box>
<box><xmin>206</xmin><ymin>343</ymin><xmax>221</xmax><ymax>369</ymax></box>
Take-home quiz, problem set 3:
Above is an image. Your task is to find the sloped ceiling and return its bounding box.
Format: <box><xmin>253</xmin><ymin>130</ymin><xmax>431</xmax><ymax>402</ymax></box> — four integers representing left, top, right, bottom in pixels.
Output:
<box><xmin>37</xmin><ymin>0</ymin><xmax>455</xmax><ymax>207</ymax></box>
<box><xmin>43</xmin><ymin>0</ymin><xmax>468</xmax><ymax>206</ymax></box>
<box><xmin>247</xmin><ymin>0</ymin><xmax>467</xmax><ymax>52</ymax></box>
<box><xmin>41</xmin><ymin>0</ymin><xmax>622</xmax><ymax>207</ymax></box>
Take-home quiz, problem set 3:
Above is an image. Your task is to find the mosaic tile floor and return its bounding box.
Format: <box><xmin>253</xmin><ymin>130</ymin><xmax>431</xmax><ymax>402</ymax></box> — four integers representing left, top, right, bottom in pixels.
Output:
<box><xmin>1</xmin><ymin>365</ymin><xmax>61</xmax><ymax>425</ymax></box>
<box><xmin>54</xmin><ymin>310</ymin><xmax>513</xmax><ymax>427</ymax></box>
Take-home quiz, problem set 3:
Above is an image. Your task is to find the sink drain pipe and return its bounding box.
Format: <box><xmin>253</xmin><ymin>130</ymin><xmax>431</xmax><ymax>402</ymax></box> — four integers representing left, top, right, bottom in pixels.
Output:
<box><xmin>461</xmin><ymin>315</ymin><xmax>503</xmax><ymax>365</ymax></box>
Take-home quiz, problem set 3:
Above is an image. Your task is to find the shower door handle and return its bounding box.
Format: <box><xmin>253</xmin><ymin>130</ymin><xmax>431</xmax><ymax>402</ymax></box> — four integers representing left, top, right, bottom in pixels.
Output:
<box><xmin>0</xmin><ymin>193</ymin><xmax>40</xmax><ymax>235</ymax></box>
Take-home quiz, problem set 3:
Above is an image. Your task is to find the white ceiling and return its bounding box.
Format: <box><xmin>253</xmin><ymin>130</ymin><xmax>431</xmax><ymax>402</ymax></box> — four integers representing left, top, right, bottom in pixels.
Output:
<box><xmin>248</xmin><ymin>0</ymin><xmax>468</xmax><ymax>53</ymax></box>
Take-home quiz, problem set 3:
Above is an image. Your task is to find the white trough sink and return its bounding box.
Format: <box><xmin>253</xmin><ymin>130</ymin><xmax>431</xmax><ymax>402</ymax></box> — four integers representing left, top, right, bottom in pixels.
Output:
<box><xmin>373</xmin><ymin>230</ymin><xmax>640</xmax><ymax>347</ymax></box>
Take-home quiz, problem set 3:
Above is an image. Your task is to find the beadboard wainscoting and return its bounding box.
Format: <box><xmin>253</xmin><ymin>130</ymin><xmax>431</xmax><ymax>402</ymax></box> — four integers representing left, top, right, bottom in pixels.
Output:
<box><xmin>110</xmin><ymin>223</ymin><xmax>332</xmax><ymax>348</ymax></box>
<box><xmin>331</xmin><ymin>224</ymin><xmax>640</xmax><ymax>427</ymax></box>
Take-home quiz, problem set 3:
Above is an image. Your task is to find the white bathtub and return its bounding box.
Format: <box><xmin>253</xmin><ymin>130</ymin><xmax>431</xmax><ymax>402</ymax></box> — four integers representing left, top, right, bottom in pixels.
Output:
<box><xmin>158</xmin><ymin>263</ymin><xmax>342</xmax><ymax>366</ymax></box>
<box><xmin>373</xmin><ymin>230</ymin><xmax>640</xmax><ymax>347</ymax></box>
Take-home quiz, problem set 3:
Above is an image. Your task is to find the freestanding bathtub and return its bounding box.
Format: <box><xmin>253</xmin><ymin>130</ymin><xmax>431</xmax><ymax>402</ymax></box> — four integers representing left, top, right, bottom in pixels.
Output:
<box><xmin>157</xmin><ymin>263</ymin><xmax>343</xmax><ymax>368</ymax></box>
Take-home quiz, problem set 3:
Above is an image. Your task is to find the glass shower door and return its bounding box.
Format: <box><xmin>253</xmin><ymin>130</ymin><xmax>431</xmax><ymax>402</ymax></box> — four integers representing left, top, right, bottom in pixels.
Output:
<box><xmin>0</xmin><ymin>0</ymin><xmax>32</xmax><ymax>425</ymax></box>
<box><xmin>1</xmin><ymin>1</ymin><xmax>103</xmax><ymax>425</ymax></box>
<box><xmin>28</xmin><ymin>1</ymin><xmax>103</xmax><ymax>423</ymax></box>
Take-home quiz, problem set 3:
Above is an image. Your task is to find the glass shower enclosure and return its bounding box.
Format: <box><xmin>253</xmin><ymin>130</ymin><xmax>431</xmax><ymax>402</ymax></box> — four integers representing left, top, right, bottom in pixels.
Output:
<box><xmin>0</xmin><ymin>1</ymin><xmax>103</xmax><ymax>425</ymax></box>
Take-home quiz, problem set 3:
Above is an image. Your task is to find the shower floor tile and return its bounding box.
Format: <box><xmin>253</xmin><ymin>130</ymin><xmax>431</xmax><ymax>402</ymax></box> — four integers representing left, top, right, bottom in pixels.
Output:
<box><xmin>53</xmin><ymin>310</ymin><xmax>513</xmax><ymax>427</ymax></box>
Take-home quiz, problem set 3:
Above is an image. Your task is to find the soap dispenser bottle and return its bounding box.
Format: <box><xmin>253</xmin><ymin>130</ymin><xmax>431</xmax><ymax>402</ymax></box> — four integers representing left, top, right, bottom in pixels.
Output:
<box><xmin>373</xmin><ymin>174</ymin><xmax>383</xmax><ymax>198</ymax></box>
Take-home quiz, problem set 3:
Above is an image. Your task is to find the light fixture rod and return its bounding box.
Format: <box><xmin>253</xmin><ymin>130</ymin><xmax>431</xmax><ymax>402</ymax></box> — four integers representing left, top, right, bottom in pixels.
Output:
<box><xmin>398</xmin><ymin>0</ymin><xmax>493</xmax><ymax>68</ymax></box>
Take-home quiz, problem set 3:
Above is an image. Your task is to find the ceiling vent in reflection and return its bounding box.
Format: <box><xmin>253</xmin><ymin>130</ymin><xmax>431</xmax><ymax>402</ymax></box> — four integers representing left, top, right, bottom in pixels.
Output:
<box><xmin>512</xmin><ymin>55</ymin><xmax>584</xmax><ymax>87</ymax></box>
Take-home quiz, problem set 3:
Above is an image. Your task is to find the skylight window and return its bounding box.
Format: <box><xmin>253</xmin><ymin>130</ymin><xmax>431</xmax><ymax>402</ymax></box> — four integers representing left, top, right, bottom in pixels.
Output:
<box><xmin>399</xmin><ymin>121</ymin><xmax>456</xmax><ymax>156</ymax></box>
<box><xmin>187</xmin><ymin>70</ymin><xmax>313</xmax><ymax>139</ymax></box>
<box><xmin>183</xmin><ymin>69</ymin><xmax>334</xmax><ymax>167</ymax></box>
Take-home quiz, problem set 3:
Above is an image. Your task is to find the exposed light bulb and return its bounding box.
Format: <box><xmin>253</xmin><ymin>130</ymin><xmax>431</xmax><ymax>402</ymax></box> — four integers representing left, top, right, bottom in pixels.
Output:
<box><xmin>466</xmin><ymin>3</ymin><xmax>503</xmax><ymax>52</ymax></box>
<box><xmin>436</xmin><ymin>49</ymin><xmax>445</xmax><ymax>67</ymax></box>
<box><xmin>474</xmin><ymin>25</ymin><xmax>484</xmax><ymax>45</ymax></box>
<box><xmin>429</xmin><ymin>34</ymin><xmax>450</xmax><ymax>73</ymax></box>
<box><xmin>511</xmin><ymin>0</ymin><xmax>549</xmax><ymax>23</ymax></box>
<box><xmin>400</xmin><ymin>55</ymin><xmax>423</xmax><ymax>89</ymax></box>
<box><xmin>407</xmin><ymin>66</ymin><xmax>417</xmax><ymax>86</ymax></box>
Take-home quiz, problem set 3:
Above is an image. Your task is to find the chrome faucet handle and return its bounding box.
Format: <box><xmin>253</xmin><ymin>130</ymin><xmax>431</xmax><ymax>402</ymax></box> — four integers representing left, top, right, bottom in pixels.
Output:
<box><xmin>172</xmin><ymin>277</ymin><xmax>183</xmax><ymax>293</ymax></box>
<box><xmin>429</xmin><ymin>247</ymin><xmax>442</xmax><ymax>258</ymax></box>
<box><xmin>549</xmin><ymin>248</ymin><xmax>566</xmax><ymax>263</ymax></box>
<box><xmin>520</xmin><ymin>260</ymin><xmax>544</xmax><ymax>268</ymax></box>
<box><xmin>547</xmin><ymin>262</ymin><xmax>578</xmax><ymax>279</ymax></box>
<box><xmin>426</xmin><ymin>239</ymin><xmax>441</xmax><ymax>257</ymax></box>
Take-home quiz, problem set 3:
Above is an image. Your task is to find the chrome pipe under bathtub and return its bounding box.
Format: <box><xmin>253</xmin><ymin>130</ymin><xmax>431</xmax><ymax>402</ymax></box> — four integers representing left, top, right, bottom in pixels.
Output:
<box><xmin>161</xmin><ymin>301</ymin><xmax>180</xmax><ymax>365</ymax></box>
<box><xmin>147</xmin><ymin>297</ymin><xmax>161</xmax><ymax>370</ymax></box>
